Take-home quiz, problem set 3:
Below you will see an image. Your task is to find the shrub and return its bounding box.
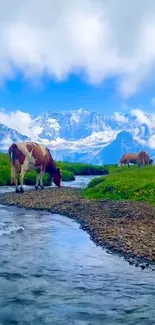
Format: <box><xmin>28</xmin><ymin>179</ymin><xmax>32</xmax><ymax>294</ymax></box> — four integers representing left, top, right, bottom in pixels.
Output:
<box><xmin>57</xmin><ymin>161</ymin><xmax>108</xmax><ymax>176</ymax></box>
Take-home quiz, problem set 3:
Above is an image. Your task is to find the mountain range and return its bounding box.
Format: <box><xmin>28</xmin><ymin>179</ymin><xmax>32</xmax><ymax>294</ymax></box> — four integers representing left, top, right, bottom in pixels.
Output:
<box><xmin>0</xmin><ymin>108</ymin><xmax>155</xmax><ymax>164</ymax></box>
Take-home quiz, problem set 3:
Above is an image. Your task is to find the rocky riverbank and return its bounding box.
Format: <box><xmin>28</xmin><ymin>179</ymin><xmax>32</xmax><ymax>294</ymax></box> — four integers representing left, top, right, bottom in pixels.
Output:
<box><xmin>0</xmin><ymin>186</ymin><xmax>155</xmax><ymax>269</ymax></box>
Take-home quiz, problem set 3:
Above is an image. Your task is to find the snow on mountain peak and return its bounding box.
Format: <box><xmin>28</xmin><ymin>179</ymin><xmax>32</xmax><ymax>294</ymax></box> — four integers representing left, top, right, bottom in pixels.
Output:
<box><xmin>113</xmin><ymin>112</ymin><xmax>129</xmax><ymax>123</ymax></box>
<box><xmin>76</xmin><ymin>107</ymin><xmax>89</xmax><ymax>114</ymax></box>
<box><xmin>1</xmin><ymin>108</ymin><xmax>155</xmax><ymax>164</ymax></box>
<box><xmin>29</xmin><ymin>108</ymin><xmax>155</xmax><ymax>149</ymax></box>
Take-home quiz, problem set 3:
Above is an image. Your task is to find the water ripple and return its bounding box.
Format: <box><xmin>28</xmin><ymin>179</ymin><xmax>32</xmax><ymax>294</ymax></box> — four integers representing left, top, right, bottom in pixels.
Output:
<box><xmin>0</xmin><ymin>225</ymin><xmax>24</xmax><ymax>237</ymax></box>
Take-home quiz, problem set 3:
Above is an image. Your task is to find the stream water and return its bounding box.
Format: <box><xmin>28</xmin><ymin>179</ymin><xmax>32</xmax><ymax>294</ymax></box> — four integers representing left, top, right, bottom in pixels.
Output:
<box><xmin>0</xmin><ymin>176</ymin><xmax>155</xmax><ymax>324</ymax></box>
<box><xmin>0</xmin><ymin>175</ymin><xmax>96</xmax><ymax>194</ymax></box>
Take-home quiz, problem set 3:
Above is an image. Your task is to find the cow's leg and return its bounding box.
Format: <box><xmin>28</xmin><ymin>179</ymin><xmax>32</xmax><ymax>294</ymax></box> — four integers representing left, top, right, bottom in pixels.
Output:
<box><xmin>10</xmin><ymin>166</ymin><xmax>15</xmax><ymax>185</ymax></box>
<box><xmin>35</xmin><ymin>170</ymin><xmax>44</xmax><ymax>190</ymax></box>
<box><xmin>128</xmin><ymin>162</ymin><xmax>130</xmax><ymax>168</ymax></box>
<box><xmin>19</xmin><ymin>170</ymin><xmax>26</xmax><ymax>193</ymax></box>
<box><xmin>35</xmin><ymin>172</ymin><xmax>41</xmax><ymax>190</ymax></box>
<box><xmin>40</xmin><ymin>172</ymin><xmax>45</xmax><ymax>190</ymax></box>
<box><xmin>11</xmin><ymin>166</ymin><xmax>20</xmax><ymax>193</ymax></box>
<box><xmin>19</xmin><ymin>164</ymin><xmax>28</xmax><ymax>193</ymax></box>
<box><xmin>15</xmin><ymin>176</ymin><xmax>20</xmax><ymax>193</ymax></box>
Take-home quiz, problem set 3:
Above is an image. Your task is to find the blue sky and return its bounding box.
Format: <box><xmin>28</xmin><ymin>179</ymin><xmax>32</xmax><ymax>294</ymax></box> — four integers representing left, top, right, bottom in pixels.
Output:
<box><xmin>0</xmin><ymin>0</ymin><xmax>155</xmax><ymax>118</ymax></box>
<box><xmin>0</xmin><ymin>73</ymin><xmax>155</xmax><ymax>116</ymax></box>
<box><xmin>1</xmin><ymin>74</ymin><xmax>119</xmax><ymax>115</ymax></box>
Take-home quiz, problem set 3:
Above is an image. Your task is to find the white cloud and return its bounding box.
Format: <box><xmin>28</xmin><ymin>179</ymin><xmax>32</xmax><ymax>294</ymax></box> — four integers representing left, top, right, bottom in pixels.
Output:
<box><xmin>0</xmin><ymin>135</ymin><xmax>13</xmax><ymax>146</ymax></box>
<box><xmin>0</xmin><ymin>0</ymin><xmax>155</xmax><ymax>96</ymax></box>
<box><xmin>148</xmin><ymin>135</ymin><xmax>155</xmax><ymax>149</ymax></box>
<box><xmin>130</xmin><ymin>108</ymin><xmax>155</xmax><ymax>129</ymax></box>
<box><xmin>0</xmin><ymin>109</ymin><xmax>35</xmax><ymax>138</ymax></box>
<box><xmin>114</xmin><ymin>112</ymin><xmax>128</xmax><ymax>123</ymax></box>
<box><xmin>130</xmin><ymin>109</ymin><xmax>155</xmax><ymax>149</ymax></box>
<box><xmin>131</xmin><ymin>109</ymin><xmax>151</xmax><ymax>126</ymax></box>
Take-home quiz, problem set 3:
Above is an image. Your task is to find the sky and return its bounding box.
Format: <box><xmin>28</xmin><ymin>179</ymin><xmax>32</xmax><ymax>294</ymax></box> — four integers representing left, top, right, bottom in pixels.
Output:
<box><xmin>0</xmin><ymin>0</ymin><xmax>155</xmax><ymax>122</ymax></box>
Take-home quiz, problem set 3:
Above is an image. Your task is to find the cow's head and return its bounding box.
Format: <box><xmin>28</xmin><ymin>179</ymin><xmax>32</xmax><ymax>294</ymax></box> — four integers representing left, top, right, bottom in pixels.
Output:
<box><xmin>53</xmin><ymin>168</ymin><xmax>62</xmax><ymax>187</ymax></box>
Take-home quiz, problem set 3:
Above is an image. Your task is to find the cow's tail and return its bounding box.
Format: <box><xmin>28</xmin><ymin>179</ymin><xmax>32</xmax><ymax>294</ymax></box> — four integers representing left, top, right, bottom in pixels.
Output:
<box><xmin>8</xmin><ymin>144</ymin><xmax>18</xmax><ymax>184</ymax></box>
<box><xmin>8</xmin><ymin>143</ymin><xmax>21</xmax><ymax>180</ymax></box>
<box><xmin>9</xmin><ymin>143</ymin><xmax>18</xmax><ymax>165</ymax></box>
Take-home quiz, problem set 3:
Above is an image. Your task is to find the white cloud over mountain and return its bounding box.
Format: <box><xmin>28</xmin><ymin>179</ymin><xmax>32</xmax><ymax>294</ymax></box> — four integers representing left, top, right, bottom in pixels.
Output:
<box><xmin>148</xmin><ymin>135</ymin><xmax>155</xmax><ymax>149</ymax></box>
<box><xmin>113</xmin><ymin>112</ymin><xmax>128</xmax><ymax>123</ymax></box>
<box><xmin>0</xmin><ymin>0</ymin><xmax>155</xmax><ymax>96</ymax></box>
<box><xmin>131</xmin><ymin>109</ymin><xmax>155</xmax><ymax>129</ymax></box>
<box><xmin>0</xmin><ymin>109</ymin><xmax>34</xmax><ymax>138</ymax></box>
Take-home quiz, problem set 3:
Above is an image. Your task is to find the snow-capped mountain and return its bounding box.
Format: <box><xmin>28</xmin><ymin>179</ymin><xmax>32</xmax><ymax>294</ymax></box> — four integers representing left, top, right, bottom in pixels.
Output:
<box><xmin>0</xmin><ymin>124</ymin><xmax>29</xmax><ymax>151</ymax></box>
<box><xmin>90</xmin><ymin>131</ymin><xmax>151</xmax><ymax>165</ymax></box>
<box><xmin>0</xmin><ymin>108</ymin><xmax>155</xmax><ymax>164</ymax></box>
<box><xmin>48</xmin><ymin>131</ymin><xmax>154</xmax><ymax>165</ymax></box>
<box><xmin>32</xmin><ymin>108</ymin><xmax>115</xmax><ymax>143</ymax></box>
<box><xmin>31</xmin><ymin>108</ymin><xmax>154</xmax><ymax>145</ymax></box>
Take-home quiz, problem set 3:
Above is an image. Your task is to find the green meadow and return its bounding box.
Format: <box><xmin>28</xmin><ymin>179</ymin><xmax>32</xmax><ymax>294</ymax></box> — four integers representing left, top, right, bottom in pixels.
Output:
<box><xmin>83</xmin><ymin>165</ymin><xmax>155</xmax><ymax>205</ymax></box>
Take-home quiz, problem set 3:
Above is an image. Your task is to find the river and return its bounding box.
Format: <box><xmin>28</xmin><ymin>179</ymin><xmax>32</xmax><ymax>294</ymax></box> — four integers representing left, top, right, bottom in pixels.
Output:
<box><xmin>0</xmin><ymin>176</ymin><xmax>155</xmax><ymax>324</ymax></box>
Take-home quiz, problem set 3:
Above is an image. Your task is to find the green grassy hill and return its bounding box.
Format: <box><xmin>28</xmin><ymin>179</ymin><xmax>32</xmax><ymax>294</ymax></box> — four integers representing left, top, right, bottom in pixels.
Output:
<box><xmin>83</xmin><ymin>165</ymin><xmax>155</xmax><ymax>205</ymax></box>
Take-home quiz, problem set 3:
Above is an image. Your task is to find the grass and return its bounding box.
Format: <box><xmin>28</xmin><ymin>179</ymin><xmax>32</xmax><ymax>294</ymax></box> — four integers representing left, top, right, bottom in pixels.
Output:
<box><xmin>56</xmin><ymin>161</ymin><xmax>109</xmax><ymax>175</ymax></box>
<box><xmin>83</xmin><ymin>165</ymin><xmax>155</xmax><ymax>205</ymax></box>
<box><xmin>0</xmin><ymin>153</ymin><xmax>108</xmax><ymax>186</ymax></box>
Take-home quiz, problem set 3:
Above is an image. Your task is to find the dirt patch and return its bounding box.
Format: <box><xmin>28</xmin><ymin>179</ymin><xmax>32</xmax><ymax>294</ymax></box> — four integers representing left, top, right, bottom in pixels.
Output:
<box><xmin>1</xmin><ymin>186</ymin><xmax>155</xmax><ymax>269</ymax></box>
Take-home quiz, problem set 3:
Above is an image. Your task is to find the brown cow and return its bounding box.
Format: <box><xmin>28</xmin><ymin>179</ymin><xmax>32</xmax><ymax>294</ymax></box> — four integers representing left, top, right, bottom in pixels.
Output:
<box><xmin>119</xmin><ymin>153</ymin><xmax>139</xmax><ymax>168</ymax></box>
<box><xmin>137</xmin><ymin>151</ymin><xmax>153</xmax><ymax>167</ymax></box>
<box><xmin>8</xmin><ymin>142</ymin><xmax>62</xmax><ymax>193</ymax></box>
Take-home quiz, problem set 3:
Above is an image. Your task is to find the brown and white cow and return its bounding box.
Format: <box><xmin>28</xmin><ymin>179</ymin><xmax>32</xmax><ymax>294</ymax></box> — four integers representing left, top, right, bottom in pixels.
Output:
<box><xmin>8</xmin><ymin>142</ymin><xmax>62</xmax><ymax>193</ymax></box>
<box><xmin>137</xmin><ymin>150</ymin><xmax>153</xmax><ymax>167</ymax></box>
<box><xmin>119</xmin><ymin>153</ymin><xmax>139</xmax><ymax>168</ymax></box>
<box><xmin>119</xmin><ymin>151</ymin><xmax>153</xmax><ymax>168</ymax></box>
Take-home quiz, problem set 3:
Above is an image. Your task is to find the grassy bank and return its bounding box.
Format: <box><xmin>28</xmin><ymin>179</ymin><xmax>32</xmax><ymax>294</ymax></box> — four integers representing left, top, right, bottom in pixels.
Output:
<box><xmin>0</xmin><ymin>153</ymin><xmax>108</xmax><ymax>186</ymax></box>
<box><xmin>56</xmin><ymin>161</ymin><xmax>109</xmax><ymax>176</ymax></box>
<box><xmin>83</xmin><ymin>165</ymin><xmax>155</xmax><ymax>205</ymax></box>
